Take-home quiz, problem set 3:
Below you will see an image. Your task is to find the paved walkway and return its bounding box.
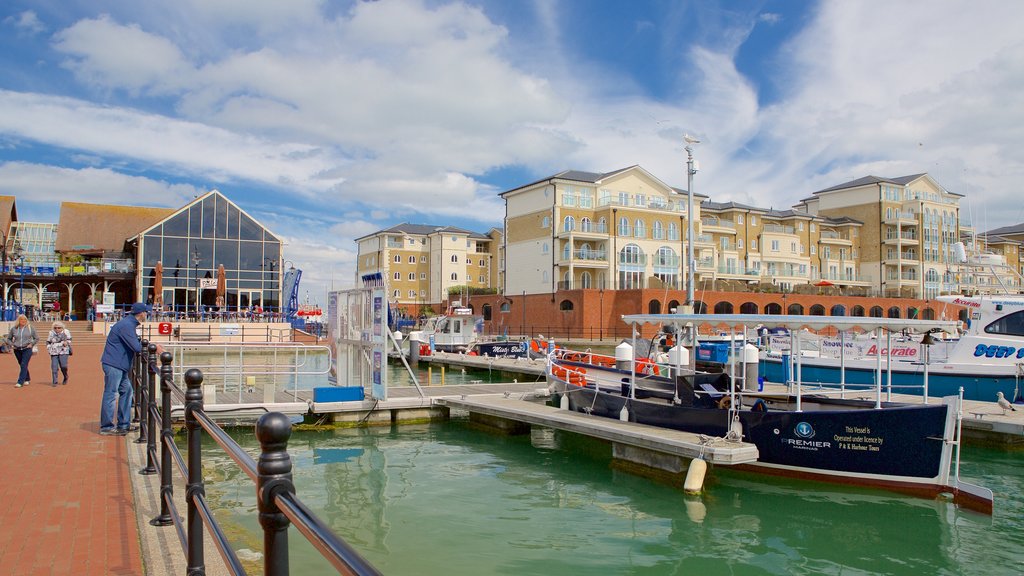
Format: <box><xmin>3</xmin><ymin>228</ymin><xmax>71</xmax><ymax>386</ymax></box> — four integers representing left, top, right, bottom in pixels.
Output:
<box><xmin>0</xmin><ymin>341</ymin><xmax>143</xmax><ymax>576</ymax></box>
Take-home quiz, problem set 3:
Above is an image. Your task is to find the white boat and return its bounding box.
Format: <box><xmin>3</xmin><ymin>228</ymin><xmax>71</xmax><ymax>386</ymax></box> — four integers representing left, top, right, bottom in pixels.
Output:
<box><xmin>759</xmin><ymin>293</ymin><xmax>1024</xmax><ymax>403</ymax></box>
<box><xmin>547</xmin><ymin>313</ymin><xmax>994</xmax><ymax>513</ymax></box>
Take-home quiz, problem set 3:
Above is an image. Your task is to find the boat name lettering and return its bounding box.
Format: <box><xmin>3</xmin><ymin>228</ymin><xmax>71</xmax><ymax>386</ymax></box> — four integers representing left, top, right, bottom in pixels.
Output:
<box><xmin>973</xmin><ymin>344</ymin><xmax>1024</xmax><ymax>359</ymax></box>
<box><xmin>782</xmin><ymin>438</ymin><xmax>832</xmax><ymax>449</ymax></box>
<box><xmin>951</xmin><ymin>297</ymin><xmax>981</xmax><ymax>308</ymax></box>
<box><xmin>864</xmin><ymin>345</ymin><xmax>917</xmax><ymax>357</ymax></box>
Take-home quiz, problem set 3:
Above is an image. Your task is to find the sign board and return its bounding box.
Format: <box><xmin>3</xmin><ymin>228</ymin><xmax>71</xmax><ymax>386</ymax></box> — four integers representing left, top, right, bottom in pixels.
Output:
<box><xmin>96</xmin><ymin>304</ymin><xmax>115</xmax><ymax>313</ymax></box>
<box><xmin>200</xmin><ymin>278</ymin><xmax>218</xmax><ymax>289</ymax></box>
<box><xmin>102</xmin><ymin>293</ymin><xmax>115</xmax><ymax>306</ymax></box>
<box><xmin>219</xmin><ymin>323</ymin><xmax>241</xmax><ymax>336</ymax></box>
<box><xmin>328</xmin><ymin>286</ymin><xmax>388</xmax><ymax>401</ymax></box>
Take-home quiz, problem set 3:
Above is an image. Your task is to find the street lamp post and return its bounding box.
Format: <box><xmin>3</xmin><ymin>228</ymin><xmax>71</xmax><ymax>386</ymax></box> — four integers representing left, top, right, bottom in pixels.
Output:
<box><xmin>192</xmin><ymin>246</ymin><xmax>200</xmax><ymax>317</ymax></box>
<box><xmin>521</xmin><ymin>290</ymin><xmax>526</xmax><ymax>337</ymax></box>
<box><xmin>685</xmin><ymin>135</ymin><xmax>700</xmax><ymax>307</ymax></box>
<box><xmin>0</xmin><ymin>231</ymin><xmax>9</xmax><ymax>320</ymax></box>
<box><xmin>599</xmin><ymin>287</ymin><xmax>604</xmax><ymax>341</ymax></box>
<box><xmin>17</xmin><ymin>254</ymin><xmax>25</xmax><ymax>314</ymax></box>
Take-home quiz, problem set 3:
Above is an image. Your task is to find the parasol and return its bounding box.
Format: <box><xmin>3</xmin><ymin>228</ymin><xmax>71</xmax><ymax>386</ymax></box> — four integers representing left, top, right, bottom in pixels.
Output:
<box><xmin>153</xmin><ymin>261</ymin><xmax>164</xmax><ymax>305</ymax></box>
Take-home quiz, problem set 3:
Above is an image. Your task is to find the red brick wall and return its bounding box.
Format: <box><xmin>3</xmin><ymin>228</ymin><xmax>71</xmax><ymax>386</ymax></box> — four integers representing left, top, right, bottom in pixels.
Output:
<box><xmin>468</xmin><ymin>289</ymin><xmax>965</xmax><ymax>339</ymax></box>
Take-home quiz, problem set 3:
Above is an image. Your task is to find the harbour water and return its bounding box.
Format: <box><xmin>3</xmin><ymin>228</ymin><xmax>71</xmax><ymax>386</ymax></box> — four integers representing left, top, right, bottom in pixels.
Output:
<box><xmin>202</xmin><ymin>418</ymin><xmax>1024</xmax><ymax>575</ymax></box>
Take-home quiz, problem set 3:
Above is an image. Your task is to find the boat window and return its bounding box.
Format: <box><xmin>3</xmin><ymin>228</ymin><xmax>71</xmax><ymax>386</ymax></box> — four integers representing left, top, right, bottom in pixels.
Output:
<box><xmin>985</xmin><ymin>310</ymin><xmax>1024</xmax><ymax>336</ymax></box>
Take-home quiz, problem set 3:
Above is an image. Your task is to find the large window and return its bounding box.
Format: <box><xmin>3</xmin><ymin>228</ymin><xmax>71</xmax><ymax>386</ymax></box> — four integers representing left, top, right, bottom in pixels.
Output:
<box><xmin>985</xmin><ymin>310</ymin><xmax>1024</xmax><ymax>336</ymax></box>
<box><xmin>138</xmin><ymin>192</ymin><xmax>283</xmax><ymax>313</ymax></box>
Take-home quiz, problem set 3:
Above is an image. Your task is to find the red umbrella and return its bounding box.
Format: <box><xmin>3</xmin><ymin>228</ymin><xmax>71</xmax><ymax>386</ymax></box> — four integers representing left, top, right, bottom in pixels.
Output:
<box><xmin>216</xmin><ymin>264</ymin><xmax>226</xmax><ymax>298</ymax></box>
<box><xmin>814</xmin><ymin>280</ymin><xmax>834</xmax><ymax>287</ymax></box>
<box><xmin>153</xmin><ymin>261</ymin><xmax>164</xmax><ymax>305</ymax></box>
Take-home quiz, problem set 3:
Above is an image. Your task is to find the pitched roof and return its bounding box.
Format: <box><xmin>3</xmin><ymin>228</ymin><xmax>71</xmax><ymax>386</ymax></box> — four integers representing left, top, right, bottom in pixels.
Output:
<box><xmin>984</xmin><ymin>222</ymin><xmax>1024</xmax><ymax>237</ymax></box>
<box><xmin>812</xmin><ymin>173</ymin><xmax>929</xmax><ymax>195</ymax></box>
<box><xmin>55</xmin><ymin>202</ymin><xmax>175</xmax><ymax>253</ymax></box>
<box><xmin>0</xmin><ymin>195</ymin><xmax>16</xmax><ymax>243</ymax></box>
<box><xmin>500</xmin><ymin>166</ymin><xmax>709</xmax><ymax>198</ymax></box>
<box><xmin>359</xmin><ymin>223</ymin><xmax>489</xmax><ymax>241</ymax></box>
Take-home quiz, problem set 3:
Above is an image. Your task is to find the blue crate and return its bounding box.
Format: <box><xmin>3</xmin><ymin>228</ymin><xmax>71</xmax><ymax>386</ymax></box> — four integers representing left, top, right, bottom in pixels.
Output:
<box><xmin>696</xmin><ymin>342</ymin><xmax>732</xmax><ymax>364</ymax></box>
<box><xmin>313</xmin><ymin>386</ymin><xmax>364</xmax><ymax>402</ymax></box>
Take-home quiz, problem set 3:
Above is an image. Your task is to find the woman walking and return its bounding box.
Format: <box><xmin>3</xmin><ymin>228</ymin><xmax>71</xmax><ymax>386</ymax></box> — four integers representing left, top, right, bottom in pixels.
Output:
<box><xmin>46</xmin><ymin>321</ymin><xmax>72</xmax><ymax>386</ymax></box>
<box><xmin>8</xmin><ymin>314</ymin><xmax>37</xmax><ymax>388</ymax></box>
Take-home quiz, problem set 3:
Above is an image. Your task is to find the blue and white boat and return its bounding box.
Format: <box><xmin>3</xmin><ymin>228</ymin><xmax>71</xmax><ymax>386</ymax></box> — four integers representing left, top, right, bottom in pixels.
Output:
<box><xmin>759</xmin><ymin>293</ymin><xmax>1024</xmax><ymax>403</ymax></box>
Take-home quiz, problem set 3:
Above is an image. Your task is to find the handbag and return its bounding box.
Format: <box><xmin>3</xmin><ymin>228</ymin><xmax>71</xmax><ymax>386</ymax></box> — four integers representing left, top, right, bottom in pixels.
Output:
<box><xmin>67</xmin><ymin>344</ymin><xmax>73</xmax><ymax>356</ymax></box>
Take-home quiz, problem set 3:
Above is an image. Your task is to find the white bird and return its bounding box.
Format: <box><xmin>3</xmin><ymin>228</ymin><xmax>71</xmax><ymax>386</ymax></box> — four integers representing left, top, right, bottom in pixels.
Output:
<box><xmin>996</xmin><ymin>391</ymin><xmax>1017</xmax><ymax>415</ymax></box>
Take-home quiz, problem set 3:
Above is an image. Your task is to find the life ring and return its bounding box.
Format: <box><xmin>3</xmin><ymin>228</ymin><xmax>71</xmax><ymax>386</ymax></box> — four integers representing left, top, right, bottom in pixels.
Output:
<box><xmin>716</xmin><ymin>396</ymin><xmax>732</xmax><ymax>410</ymax></box>
<box><xmin>157</xmin><ymin>322</ymin><xmax>172</xmax><ymax>335</ymax></box>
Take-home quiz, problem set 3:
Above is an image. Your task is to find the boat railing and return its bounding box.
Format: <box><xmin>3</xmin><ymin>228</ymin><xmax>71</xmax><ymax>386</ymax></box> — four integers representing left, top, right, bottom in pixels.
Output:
<box><xmin>131</xmin><ymin>342</ymin><xmax>380</xmax><ymax>575</ymax></box>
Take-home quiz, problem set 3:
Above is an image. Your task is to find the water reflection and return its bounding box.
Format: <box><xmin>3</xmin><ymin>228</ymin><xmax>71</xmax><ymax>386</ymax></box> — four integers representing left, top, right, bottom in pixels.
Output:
<box><xmin>200</xmin><ymin>424</ymin><xmax>1022</xmax><ymax>576</ymax></box>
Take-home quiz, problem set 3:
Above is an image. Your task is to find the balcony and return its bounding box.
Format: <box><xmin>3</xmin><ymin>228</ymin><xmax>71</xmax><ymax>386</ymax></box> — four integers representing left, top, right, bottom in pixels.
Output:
<box><xmin>716</xmin><ymin>265</ymin><xmax>761</xmax><ymax>277</ymax></box>
<box><xmin>882</xmin><ymin>231</ymin><xmax>919</xmax><ymax>245</ymax></box>
<box><xmin>695</xmin><ymin>234</ymin><xmax>714</xmax><ymax>246</ymax></box>
<box><xmin>763</xmin><ymin>224</ymin><xmax>795</xmax><ymax>235</ymax></box>
<box><xmin>818</xmin><ymin>230</ymin><xmax>853</xmax><ymax>245</ymax></box>
<box><xmin>883</xmin><ymin>210</ymin><xmax>918</xmax><ymax>225</ymax></box>
<box><xmin>701</xmin><ymin>217</ymin><xmax>736</xmax><ymax>233</ymax></box>
<box><xmin>559</xmin><ymin>249</ymin><xmax>609</xmax><ymax>268</ymax></box>
<box><xmin>557</xmin><ymin>222</ymin><xmax>609</xmax><ymax>238</ymax></box>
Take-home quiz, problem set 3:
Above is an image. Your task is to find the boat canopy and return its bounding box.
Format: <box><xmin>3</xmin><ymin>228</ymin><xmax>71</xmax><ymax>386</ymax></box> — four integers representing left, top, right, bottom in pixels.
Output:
<box><xmin>620</xmin><ymin>313</ymin><xmax>958</xmax><ymax>334</ymax></box>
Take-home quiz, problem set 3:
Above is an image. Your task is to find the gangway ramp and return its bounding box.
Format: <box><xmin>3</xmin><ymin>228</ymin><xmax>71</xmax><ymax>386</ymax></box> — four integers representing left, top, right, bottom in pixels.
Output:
<box><xmin>437</xmin><ymin>394</ymin><xmax>759</xmax><ymax>466</ymax></box>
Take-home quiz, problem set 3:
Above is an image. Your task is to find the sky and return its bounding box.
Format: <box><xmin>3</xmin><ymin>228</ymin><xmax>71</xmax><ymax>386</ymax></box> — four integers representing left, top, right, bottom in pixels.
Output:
<box><xmin>3</xmin><ymin>0</ymin><xmax>1024</xmax><ymax>304</ymax></box>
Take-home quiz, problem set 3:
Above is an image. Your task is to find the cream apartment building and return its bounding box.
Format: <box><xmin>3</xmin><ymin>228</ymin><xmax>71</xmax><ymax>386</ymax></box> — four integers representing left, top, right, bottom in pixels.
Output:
<box><xmin>354</xmin><ymin>224</ymin><xmax>497</xmax><ymax>307</ymax></box>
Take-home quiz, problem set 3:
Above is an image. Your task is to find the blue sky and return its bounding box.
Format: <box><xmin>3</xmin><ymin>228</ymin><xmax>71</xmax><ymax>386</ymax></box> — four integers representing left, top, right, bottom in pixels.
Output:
<box><xmin>2</xmin><ymin>0</ymin><xmax>1024</xmax><ymax>303</ymax></box>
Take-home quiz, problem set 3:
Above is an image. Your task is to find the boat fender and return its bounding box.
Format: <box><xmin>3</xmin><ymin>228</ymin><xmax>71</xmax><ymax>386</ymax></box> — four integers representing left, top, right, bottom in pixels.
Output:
<box><xmin>619</xmin><ymin>402</ymin><xmax>630</xmax><ymax>422</ymax></box>
<box><xmin>684</xmin><ymin>458</ymin><xmax>708</xmax><ymax>494</ymax></box>
<box><xmin>751</xmin><ymin>399</ymin><xmax>768</xmax><ymax>412</ymax></box>
<box><xmin>559</xmin><ymin>393</ymin><xmax>569</xmax><ymax>410</ymax></box>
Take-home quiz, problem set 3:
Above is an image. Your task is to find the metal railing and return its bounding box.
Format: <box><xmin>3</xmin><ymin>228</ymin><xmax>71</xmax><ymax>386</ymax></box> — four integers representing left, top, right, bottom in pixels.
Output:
<box><xmin>133</xmin><ymin>342</ymin><xmax>380</xmax><ymax>575</ymax></box>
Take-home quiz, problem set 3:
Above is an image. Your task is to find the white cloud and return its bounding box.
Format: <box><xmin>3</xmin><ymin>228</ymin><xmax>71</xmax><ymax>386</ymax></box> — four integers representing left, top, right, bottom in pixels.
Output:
<box><xmin>0</xmin><ymin>161</ymin><xmax>199</xmax><ymax>207</ymax></box>
<box><xmin>5</xmin><ymin>10</ymin><xmax>46</xmax><ymax>34</ymax></box>
<box><xmin>0</xmin><ymin>90</ymin><xmax>346</xmax><ymax>194</ymax></box>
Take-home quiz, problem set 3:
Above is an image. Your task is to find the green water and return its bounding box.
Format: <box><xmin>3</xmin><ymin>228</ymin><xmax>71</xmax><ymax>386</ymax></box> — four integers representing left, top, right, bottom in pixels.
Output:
<box><xmin>200</xmin><ymin>421</ymin><xmax>1024</xmax><ymax>575</ymax></box>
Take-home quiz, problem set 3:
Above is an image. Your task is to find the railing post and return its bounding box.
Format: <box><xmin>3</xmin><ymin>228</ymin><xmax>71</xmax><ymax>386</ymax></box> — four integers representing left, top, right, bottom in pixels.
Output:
<box><xmin>257</xmin><ymin>412</ymin><xmax>295</xmax><ymax>576</ymax></box>
<box><xmin>140</xmin><ymin>343</ymin><xmax>159</xmax><ymax>475</ymax></box>
<box><xmin>150</xmin><ymin>351</ymin><xmax>175</xmax><ymax>527</ymax></box>
<box><xmin>184</xmin><ymin>368</ymin><xmax>206</xmax><ymax>576</ymax></box>
<box><xmin>135</xmin><ymin>339</ymin><xmax>149</xmax><ymax>444</ymax></box>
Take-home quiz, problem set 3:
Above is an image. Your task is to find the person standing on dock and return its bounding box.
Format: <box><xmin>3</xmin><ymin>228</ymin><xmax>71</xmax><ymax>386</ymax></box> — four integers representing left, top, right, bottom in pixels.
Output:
<box><xmin>98</xmin><ymin>302</ymin><xmax>149</xmax><ymax>435</ymax></box>
<box><xmin>8</xmin><ymin>314</ymin><xmax>37</xmax><ymax>388</ymax></box>
<box><xmin>46</xmin><ymin>321</ymin><xmax>72</xmax><ymax>386</ymax></box>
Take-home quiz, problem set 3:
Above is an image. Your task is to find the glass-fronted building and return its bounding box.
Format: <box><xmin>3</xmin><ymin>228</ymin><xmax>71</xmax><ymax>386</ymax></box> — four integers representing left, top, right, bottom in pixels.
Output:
<box><xmin>134</xmin><ymin>191</ymin><xmax>283</xmax><ymax>314</ymax></box>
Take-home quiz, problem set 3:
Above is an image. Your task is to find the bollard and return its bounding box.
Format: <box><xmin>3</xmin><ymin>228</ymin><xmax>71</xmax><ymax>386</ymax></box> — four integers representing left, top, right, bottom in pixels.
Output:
<box><xmin>134</xmin><ymin>339</ymin><xmax>148</xmax><ymax>444</ymax></box>
<box><xmin>139</xmin><ymin>343</ymin><xmax>159</xmax><ymax>475</ymax></box>
<box><xmin>256</xmin><ymin>412</ymin><xmax>295</xmax><ymax>576</ymax></box>
<box><xmin>185</xmin><ymin>368</ymin><xmax>206</xmax><ymax>576</ymax></box>
<box><xmin>150</xmin><ymin>351</ymin><xmax>175</xmax><ymax>527</ymax></box>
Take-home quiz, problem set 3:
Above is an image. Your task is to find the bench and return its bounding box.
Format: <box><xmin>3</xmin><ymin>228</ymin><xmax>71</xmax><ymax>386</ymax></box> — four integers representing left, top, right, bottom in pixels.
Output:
<box><xmin>178</xmin><ymin>332</ymin><xmax>212</xmax><ymax>342</ymax></box>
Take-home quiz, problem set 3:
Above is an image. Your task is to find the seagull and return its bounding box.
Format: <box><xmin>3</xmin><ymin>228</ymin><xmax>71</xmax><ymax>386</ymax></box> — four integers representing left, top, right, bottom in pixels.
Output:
<box><xmin>996</xmin><ymin>391</ymin><xmax>1017</xmax><ymax>415</ymax></box>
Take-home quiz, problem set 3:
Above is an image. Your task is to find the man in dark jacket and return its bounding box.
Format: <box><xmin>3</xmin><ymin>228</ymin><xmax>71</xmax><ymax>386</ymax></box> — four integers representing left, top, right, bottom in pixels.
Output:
<box><xmin>99</xmin><ymin>302</ymin><xmax>149</xmax><ymax>435</ymax></box>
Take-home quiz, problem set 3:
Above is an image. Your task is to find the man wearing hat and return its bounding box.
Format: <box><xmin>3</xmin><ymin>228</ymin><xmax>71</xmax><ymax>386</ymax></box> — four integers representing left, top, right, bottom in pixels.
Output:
<box><xmin>98</xmin><ymin>302</ymin><xmax>150</xmax><ymax>435</ymax></box>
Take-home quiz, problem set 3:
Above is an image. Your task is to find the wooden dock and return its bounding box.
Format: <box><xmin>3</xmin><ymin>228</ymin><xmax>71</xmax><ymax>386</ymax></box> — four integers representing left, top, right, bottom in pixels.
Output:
<box><xmin>436</xmin><ymin>394</ymin><xmax>759</xmax><ymax>466</ymax></box>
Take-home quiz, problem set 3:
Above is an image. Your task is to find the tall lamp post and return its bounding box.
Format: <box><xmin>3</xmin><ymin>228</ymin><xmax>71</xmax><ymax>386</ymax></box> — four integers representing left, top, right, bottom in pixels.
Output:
<box><xmin>684</xmin><ymin>134</ymin><xmax>700</xmax><ymax>307</ymax></box>
<box><xmin>599</xmin><ymin>287</ymin><xmax>604</xmax><ymax>341</ymax></box>
<box><xmin>0</xmin><ymin>230</ymin><xmax>9</xmax><ymax>320</ymax></box>
<box><xmin>16</xmin><ymin>253</ymin><xmax>25</xmax><ymax>314</ymax></box>
<box><xmin>192</xmin><ymin>246</ymin><xmax>201</xmax><ymax>317</ymax></box>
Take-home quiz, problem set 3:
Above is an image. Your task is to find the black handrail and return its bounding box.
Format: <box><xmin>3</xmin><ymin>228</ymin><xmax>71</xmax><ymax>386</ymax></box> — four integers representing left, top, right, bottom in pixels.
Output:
<box><xmin>134</xmin><ymin>348</ymin><xmax>381</xmax><ymax>575</ymax></box>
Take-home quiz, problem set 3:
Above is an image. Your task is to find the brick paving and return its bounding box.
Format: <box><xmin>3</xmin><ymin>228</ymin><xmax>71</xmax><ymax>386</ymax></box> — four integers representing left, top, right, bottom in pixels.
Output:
<box><xmin>0</xmin><ymin>339</ymin><xmax>144</xmax><ymax>576</ymax></box>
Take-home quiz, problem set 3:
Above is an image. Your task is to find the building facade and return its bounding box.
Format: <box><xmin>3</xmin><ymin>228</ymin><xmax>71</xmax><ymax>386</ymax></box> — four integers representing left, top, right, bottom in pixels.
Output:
<box><xmin>354</xmin><ymin>224</ymin><xmax>498</xmax><ymax>310</ymax></box>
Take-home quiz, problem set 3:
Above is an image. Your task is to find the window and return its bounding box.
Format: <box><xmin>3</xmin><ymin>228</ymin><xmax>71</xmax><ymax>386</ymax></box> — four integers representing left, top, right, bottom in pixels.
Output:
<box><xmin>634</xmin><ymin>219</ymin><xmax>646</xmax><ymax>238</ymax></box>
<box><xmin>451</xmin><ymin>255</ymin><xmax>458</xmax><ymax>263</ymax></box>
<box><xmin>619</xmin><ymin>216</ymin><xmax>629</xmax><ymax>236</ymax></box>
<box><xmin>451</xmin><ymin>273</ymin><xmax>458</xmax><ymax>281</ymax></box>
<box><xmin>810</xmin><ymin>223</ymin><xmax>816</xmax><ymax>232</ymax></box>
<box><xmin>751</xmin><ymin>239</ymin><xmax>758</xmax><ymax>250</ymax></box>
<box><xmin>635</xmin><ymin>194</ymin><xmax>646</xmax><ymax>208</ymax></box>
<box><xmin>798</xmin><ymin>222</ymin><xmax>804</xmax><ymax>231</ymax></box>
<box><xmin>408</xmin><ymin>273</ymin><xmax>415</xmax><ymax>280</ymax></box>
<box><xmin>479</xmin><ymin>275</ymin><xmax>485</xmax><ymax>282</ymax></box>
<box><xmin>420</xmin><ymin>255</ymin><xmax>427</xmax><ymax>263</ymax></box>
<box><xmin>408</xmin><ymin>256</ymin><xmax>416</xmax><ymax>263</ymax></box>
<box><xmin>394</xmin><ymin>254</ymin><xmax>401</xmax><ymax>263</ymax></box>
<box><xmin>810</xmin><ymin>245</ymin><xmax>816</xmax><ymax>255</ymax></box>
<box><xmin>751</xmin><ymin>216</ymin><xmax>757</xmax><ymax>226</ymax></box>
<box><xmin>652</xmin><ymin>221</ymin><xmax>664</xmax><ymax>240</ymax></box>
<box><xmin>579</xmin><ymin>188</ymin><xmax>593</xmax><ymax>208</ymax></box>
<box><xmin>393</xmin><ymin>272</ymin><xmax>401</xmax><ymax>280</ymax></box>
<box><xmin>737</xmin><ymin>239</ymin><xmax>743</xmax><ymax>249</ymax></box>
<box><xmin>542</xmin><ymin>242</ymin><xmax>549</xmax><ymax>254</ymax></box>
<box><xmin>408</xmin><ymin>290</ymin><xmax>416</xmax><ymax>298</ymax></box>
<box><xmin>542</xmin><ymin>216</ymin><xmax>550</xmax><ymax>228</ymax></box>
<box><xmin>420</xmin><ymin>272</ymin><xmax>426</xmax><ymax>280</ymax></box>
<box><xmin>393</xmin><ymin>289</ymin><xmax>400</xmax><ymax>298</ymax></box>
<box><xmin>985</xmin><ymin>311</ymin><xmax>1024</xmax><ymax>336</ymax></box>
<box><xmin>420</xmin><ymin>290</ymin><xmax>426</xmax><ymax>297</ymax></box>
<box><xmin>563</xmin><ymin>216</ymin><xmax>575</xmax><ymax>232</ymax></box>
<box><xmin>737</xmin><ymin>214</ymin><xmax>744</xmax><ymax>224</ymax></box>
<box><xmin>771</xmin><ymin>240</ymin><xmax>779</xmax><ymax>251</ymax></box>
